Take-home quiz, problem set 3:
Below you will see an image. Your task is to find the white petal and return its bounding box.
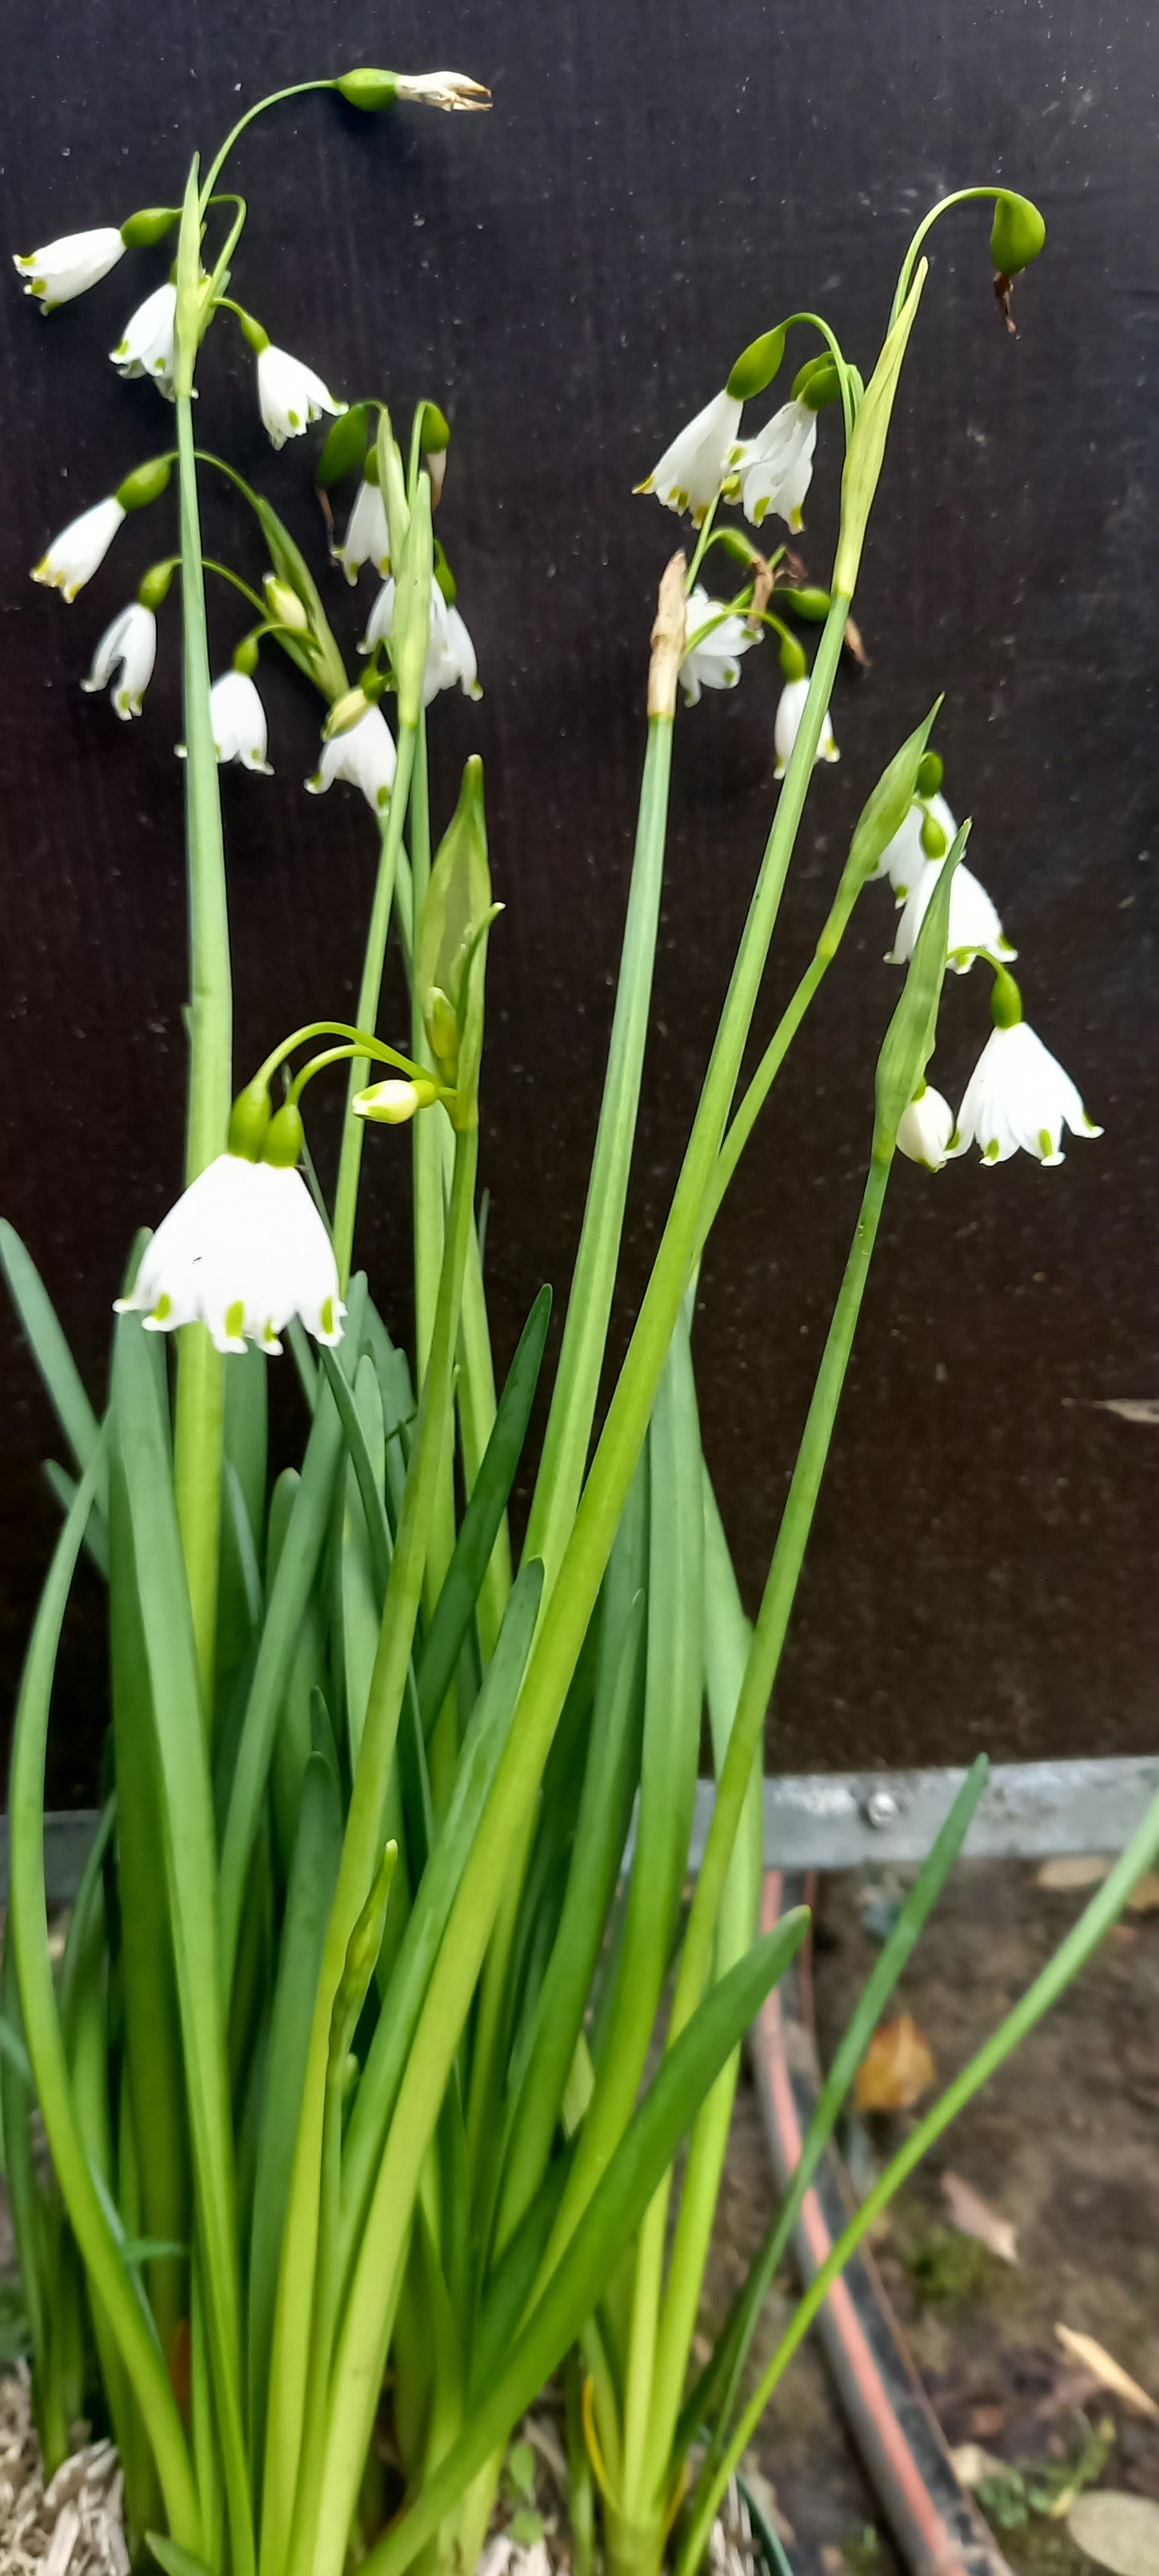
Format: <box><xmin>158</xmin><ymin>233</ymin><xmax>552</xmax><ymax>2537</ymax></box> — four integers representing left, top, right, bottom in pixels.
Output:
<box><xmin>336</xmin><ymin>477</ymin><xmax>391</xmax><ymax>583</ymax></box>
<box><xmin>257</xmin><ymin>343</ymin><xmax>345</xmax><ymax>449</ymax></box>
<box><xmin>209</xmin><ymin>671</ymin><xmax>272</xmax><ymax>772</ymax></box>
<box><xmin>109</xmin><ymin>282</ymin><xmax>177</xmax><ymax>390</ymax></box>
<box><xmin>773</xmin><ymin>677</ymin><xmax>838</xmax><ymax>778</ymax></box>
<box><xmin>640</xmin><ymin>390</ymin><xmax>742</xmax><ymax>524</ymax></box>
<box><xmin>115</xmin><ymin>1153</ymin><xmax>344</xmax><ymax>1351</ymax></box>
<box><xmin>14</xmin><ymin>226</ymin><xmax>125</xmax><ymax>312</ymax></box>
<box><xmin>896</xmin><ymin>1085</ymin><xmax>954</xmax><ymax>1171</ymax></box>
<box><xmin>305</xmin><ymin>704</ymin><xmax>397</xmax><ymax>812</ymax></box>
<box><xmin>80</xmin><ymin>601</ymin><xmax>156</xmax><ymax>719</ymax></box>
<box><xmin>32</xmin><ymin>497</ymin><xmax>125</xmax><ymax>601</ymax></box>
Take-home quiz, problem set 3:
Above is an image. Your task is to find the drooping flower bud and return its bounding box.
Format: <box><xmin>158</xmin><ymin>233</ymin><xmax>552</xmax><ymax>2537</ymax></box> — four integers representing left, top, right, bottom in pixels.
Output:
<box><xmin>119</xmin><ymin>206</ymin><xmax>181</xmax><ymax>250</ymax></box>
<box><xmin>353</xmin><ymin>1076</ymin><xmax>441</xmax><ymax>1124</ymax></box>
<box><xmin>989</xmin><ymin>191</ymin><xmax>1046</xmax><ymax>279</ymax></box>
<box><xmin>263</xmin><ymin>574</ymin><xmax>310</xmax><ymax>635</ymax></box>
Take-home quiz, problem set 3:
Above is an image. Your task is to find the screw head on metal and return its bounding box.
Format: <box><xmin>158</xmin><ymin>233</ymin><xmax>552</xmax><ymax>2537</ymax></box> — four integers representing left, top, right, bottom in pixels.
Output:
<box><xmin>865</xmin><ymin>1789</ymin><xmax>900</xmax><ymax>1830</ymax></box>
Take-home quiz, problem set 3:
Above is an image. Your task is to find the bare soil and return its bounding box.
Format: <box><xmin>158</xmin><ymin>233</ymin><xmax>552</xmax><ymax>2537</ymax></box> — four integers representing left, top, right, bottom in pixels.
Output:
<box><xmin>697</xmin><ymin>1860</ymin><xmax>1159</xmax><ymax>2576</ymax></box>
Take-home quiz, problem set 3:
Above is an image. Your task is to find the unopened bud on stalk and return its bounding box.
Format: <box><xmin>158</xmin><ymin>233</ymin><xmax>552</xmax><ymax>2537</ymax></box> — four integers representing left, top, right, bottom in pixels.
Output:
<box><xmin>263</xmin><ymin>574</ymin><xmax>310</xmax><ymax>634</ymax></box>
<box><xmin>647</xmin><ymin>553</ymin><xmax>688</xmax><ymax>719</ymax></box>
<box><xmin>354</xmin><ymin>1076</ymin><xmax>441</xmax><ymax>1124</ymax></box>
<box><xmin>726</xmin><ymin>326</ymin><xmax>786</xmax><ymax>402</ymax></box>
<box><xmin>115</xmin><ymin>455</ymin><xmax>173</xmax><ymax>511</ymax></box>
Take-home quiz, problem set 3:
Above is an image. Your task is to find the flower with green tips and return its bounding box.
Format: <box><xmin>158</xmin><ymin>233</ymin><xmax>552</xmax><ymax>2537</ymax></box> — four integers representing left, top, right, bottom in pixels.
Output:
<box><xmin>115</xmin><ymin>1152</ymin><xmax>344</xmax><ymax>1354</ymax></box>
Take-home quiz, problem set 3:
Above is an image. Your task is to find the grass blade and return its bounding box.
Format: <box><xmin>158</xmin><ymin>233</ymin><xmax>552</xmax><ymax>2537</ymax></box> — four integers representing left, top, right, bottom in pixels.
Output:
<box><xmin>0</xmin><ymin>1220</ymin><xmax>107</xmax><ymax>1515</ymax></box>
<box><xmin>415</xmin><ymin>1285</ymin><xmax>551</xmax><ymax>1733</ymax></box>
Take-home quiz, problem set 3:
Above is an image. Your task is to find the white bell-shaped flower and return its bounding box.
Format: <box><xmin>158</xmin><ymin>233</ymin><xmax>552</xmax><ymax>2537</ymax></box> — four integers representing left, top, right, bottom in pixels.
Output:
<box><xmin>896</xmin><ymin>1083</ymin><xmax>954</xmax><ymax>1172</ymax></box>
<box><xmin>773</xmin><ymin>675</ymin><xmax>839</xmax><ymax>779</ymax></box>
<box><xmin>335</xmin><ymin>475</ymin><xmax>392</xmax><ymax>583</ymax></box>
<box><xmin>871</xmin><ymin>791</ymin><xmax>957</xmax><ymax>898</ymax></box>
<box><xmin>208</xmin><ymin>671</ymin><xmax>272</xmax><ymax>772</ymax></box>
<box><xmin>115</xmin><ymin>1153</ymin><xmax>344</xmax><ymax>1354</ymax></box>
<box><xmin>950</xmin><ymin>1010</ymin><xmax>1102</xmax><ymax>1168</ymax></box>
<box><xmin>361</xmin><ymin>580</ymin><xmax>482</xmax><ymax>706</ymax></box>
<box><xmin>732</xmin><ymin>398</ymin><xmax>817</xmax><ymax>531</ymax></box>
<box><xmin>679</xmin><ymin>585</ymin><xmax>761</xmax><ymax>706</ymax></box>
<box><xmin>256</xmin><ymin>342</ymin><xmax>346</xmax><ymax>450</ymax></box>
<box><xmin>14</xmin><ymin>225</ymin><xmax>126</xmax><ymax>314</ymax></box>
<box><xmin>109</xmin><ymin>282</ymin><xmax>176</xmax><ymax>396</ymax></box>
<box><xmin>32</xmin><ymin>497</ymin><xmax>126</xmax><ymax>601</ymax></box>
<box><xmin>636</xmin><ymin>388</ymin><xmax>743</xmax><ymax>526</ymax></box>
<box><xmin>306</xmin><ymin>703</ymin><xmax>397</xmax><ymax>813</ymax></box>
<box><xmin>395</xmin><ymin>71</ymin><xmax>492</xmax><ymax>111</ymax></box>
<box><xmin>885</xmin><ymin>855</ymin><xmax>1014</xmax><ymax>976</ymax></box>
<box><xmin>80</xmin><ymin>601</ymin><xmax>156</xmax><ymax>721</ymax></box>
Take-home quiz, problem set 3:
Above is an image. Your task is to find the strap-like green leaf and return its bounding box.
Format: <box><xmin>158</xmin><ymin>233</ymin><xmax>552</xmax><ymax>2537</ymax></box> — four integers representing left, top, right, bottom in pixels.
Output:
<box><xmin>359</xmin><ymin>1912</ymin><xmax>810</xmax><ymax>2576</ymax></box>
<box><xmin>0</xmin><ymin>1221</ymin><xmax>107</xmax><ymax>1516</ymax></box>
<box><xmin>415</xmin><ymin>1285</ymin><xmax>551</xmax><ymax>1733</ymax></box>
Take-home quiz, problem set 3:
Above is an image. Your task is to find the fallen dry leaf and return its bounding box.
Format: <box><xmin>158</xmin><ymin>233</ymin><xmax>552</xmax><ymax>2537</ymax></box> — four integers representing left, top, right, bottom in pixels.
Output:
<box><xmin>1069</xmin><ymin>2491</ymin><xmax>1159</xmax><ymax>2576</ymax></box>
<box><xmin>1127</xmin><ymin>1872</ymin><xmax>1159</xmax><ymax>1915</ymax></box>
<box><xmin>941</xmin><ymin>2170</ymin><xmax>1019</xmax><ymax>2266</ymax></box>
<box><xmin>1055</xmin><ymin>2327</ymin><xmax>1159</xmax><ymax>2421</ymax></box>
<box><xmin>854</xmin><ymin>2014</ymin><xmax>935</xmax><ymax>2112</ymax></box>
<box><xmin>1036</xmin><ymin>1857</ymin><xmax>1111</xmax><ymax>1892</ymax></box>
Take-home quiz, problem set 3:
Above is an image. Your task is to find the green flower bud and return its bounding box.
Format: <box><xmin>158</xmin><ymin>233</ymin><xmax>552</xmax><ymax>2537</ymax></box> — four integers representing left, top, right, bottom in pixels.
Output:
<box><xmin>115</xmin><ymin>455</ymin><xmax>173</xmax><ymax>513</ymax></box>
<box><xmin>420</xmin><ymin>401</ymin><xmax>451</xmax><ymax>455</ymax></box>
<box><xmin>232</xmin><ymin>632</ymin><xmax>261</xmax><ymax>677</ymax></box>
<box><xmin>792</xmin><ymin>354</ymin><xmax>842</xmax><ymax>410</ymax></box>
<box><xmin>354</xmin><ymin>1075</ymin><xmax>441</xmax><ymax>1124</ymax></box>
<box><xmin>778</xmin><ymin>633</ymin><xmax>808</xmax><ymax>683</ymax></box>
<box><xmin>316</xmin><ymin>401</ymin><xmax>370</xmax><ymax>489</ymax></box>
<box><xmin>138</xmin><ymin>558</ymin><xmax>177</xmax><ymax>611</ymax></box>
<box><xmin>228</xmin><ymin>1080</ymin><xmax>272</xmax><ymax>1161</ymax></box>
<box><xmin>919</xmin><ymin>807</ymin><xmax>948</xmax><ymax>858</ymax></box>
<box><xmin>726</xmin><ymin>327</ymin><xmax>786</xmax><ymax>402</ymax></box>
<box><xmin>990</xmin><ymin>191</ymin><xmax>1046</xmax><ymax>278</ymax></box>
<box><xmin>433</xmin><ymin>539</ymin><xmax>457</xmax><ymax>607</ymax></box>
<box><xmin>120</xmin><ymin>206</ymin><xmax>180</xmax><ymax>251</ymax></box>
<box><xmin>263</xmin><ymin>1102</ymin><xmax>305</xmax><ymax>1169</ymax></box>
<box><xmin>915</xmin><ymin>750</ymin><xmax>943</xmax><ymax>798</ymax></box>
<box><xmin>263</xmin><ymin>574</ymin><xmax>310</xmax><ymax>635</ymax></box>
<box><xmin>335</xmin><ymin>67</ymin><xmax>400</xmax><ymax>110</ymax></box>
<box><xmin>777</xmin><ymin>585</ymin><xmax>831</xmax><ymax>621</ymax></box>
<box><xmin>989</xmin><ymin>963</ymin><xmax>1023</xmax><ymax>1030</ymax></box>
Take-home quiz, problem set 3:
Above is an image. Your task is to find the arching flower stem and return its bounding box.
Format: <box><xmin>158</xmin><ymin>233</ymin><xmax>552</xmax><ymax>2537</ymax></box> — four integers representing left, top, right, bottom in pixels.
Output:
<box><xmin>889</xmin><ymin>185</ymin><xmax>1006</xmax><ymax>325</ymax></box>
<box><xmin>199</xmin><ymin>82</ymin><xmax>339</xmax><ymax>208</ymax></box>
<box><xmin>332</xmin><ymin>723</ymin><xmax>419</xmax><ymax>1287</ymax></box>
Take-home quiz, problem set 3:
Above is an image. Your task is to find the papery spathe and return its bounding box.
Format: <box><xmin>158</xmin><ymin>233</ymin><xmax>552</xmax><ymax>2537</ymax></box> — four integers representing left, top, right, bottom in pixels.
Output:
<box><xmin>636</xmin><ymin>388</ymin><xmax>742</xmax><ymax>526</ymax></box>
<box><xmin>109</xmin><ymin>282</ymin><xmax>177</xmax><ymax>396</ymax></box>
<box><xmin>306</xmin><ymin>702</ymin><xmax>397</xmax><ymax>811</ymax></box>
<box><xmin>32</xmin><ymin>497</ymin><xmax>126</xmax><ymax>600</ymax></box>
<box><xmin>950</xmin><ymin>1021</ymin><xmax>1102</xmax><ymax>1166</ymax></box>
<box><xmin>115</xmin><ymin>1153</ymin><xmax>344</xmax><ymax>1353</ymax></box>
<box><xmin>733</xmin><ymin>397</ymin><xmax>817</xmax><ymax>531</ymax></box>
<box><xmin>395</xmin><ymin>71</ymin><xmax>492</xmax><ymax>111</ymax></box>
<box><xmin>773</xmin><ymin>675</ymin><xmax>839</xmax><ymax>779</ymax></box>
<box><xmin>680</xmin><ymin>586</ymin><xmax>760</xmax><ymax>706</ymax></box>
<box><xmin>256</xmin><ymin>343</ymin><xmax>346</xmax><ymax>450</ymax></box>
<box><xmin>80</xmin><ymin>601</ymin><xmax>156</xmax><ymax>720</ymax></box>
<box><xmin>14</xmin><ymin>225</ymin><xmax>125</xmax><ymax>313</ymax></box>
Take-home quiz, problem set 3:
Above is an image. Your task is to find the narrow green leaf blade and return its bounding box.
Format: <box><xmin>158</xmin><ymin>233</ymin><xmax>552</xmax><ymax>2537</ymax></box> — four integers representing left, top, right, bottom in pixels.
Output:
<box><xmin>0</xmin><ymin>1221</ymin><xmax>107</xmax><ymax>1513</ymax></box>
<box><xmin>415</xmin><ymin>1285</ymin><xmax>551</xmax><ymax>1731</ymax></box>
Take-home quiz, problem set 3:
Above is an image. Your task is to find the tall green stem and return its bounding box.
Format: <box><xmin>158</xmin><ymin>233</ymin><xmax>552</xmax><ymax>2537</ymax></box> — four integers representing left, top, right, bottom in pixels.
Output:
<box><xmin>332</xmin><ymin>723</ymin><xmax>417</xmax><ymax>1288</ymax></box>
<box><xmin>523</xmin><ymin>714</ymin><xmax>675</xmax><ymax>1594</ymax></box>
<box><xmin>171</xmin><ymin>163</ymin><xmax>232</xmax><ymax>1713</ymax></box>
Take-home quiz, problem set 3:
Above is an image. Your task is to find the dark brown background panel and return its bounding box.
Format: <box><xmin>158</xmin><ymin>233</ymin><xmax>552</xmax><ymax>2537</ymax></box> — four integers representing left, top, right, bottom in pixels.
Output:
<box><xmin>1</xmin><ymin>0</ymin><xmax>1156</xmax><ymax>1804</ymax></box>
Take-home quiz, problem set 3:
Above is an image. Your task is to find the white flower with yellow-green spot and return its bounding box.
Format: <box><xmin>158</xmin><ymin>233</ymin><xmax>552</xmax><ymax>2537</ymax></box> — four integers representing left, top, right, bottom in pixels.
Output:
<box><xmin>679</xmin><ymin>585</ymin><xmax>760</xmax><ymax>705</ymax></box>
<box><xmin>115</xmin><ymin>1139</ymin><xmax>344</xmax><ymax>1355</ymax></box>
<box><xmin>32</xmin><ymin>497</ymin><xmax>126</xmax><ymax>601</ymax></box>
<box><xmin>636</xmin><ymin>388</ymin><xmax>743</xmax><ymax>526</ymax></box>
<box><xmin>80</xmin><ymin>600</ymin><xmax>156</xmax><ymax>720</ymax></box>
<box><xmin>949</xmin><ymin>969</ymin><xmax>1103</xmax><ymax>1166</ymax></box>
<box><xmin>732</xmin><ymin>396</ymin><xmax>817</xmax><ymax>531</ymax></box>
<box><xmin>14</xmin><ymin>225</ymin><xmax>126</xmax><ymax>313</ymax></box>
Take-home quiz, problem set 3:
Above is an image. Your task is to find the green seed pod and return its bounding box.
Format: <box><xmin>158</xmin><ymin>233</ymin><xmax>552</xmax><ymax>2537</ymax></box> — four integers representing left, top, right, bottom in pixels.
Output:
<box><xmin>726</xmin><ymin>327</ymin><xmax>786</xmax><ymax>402</ymax></box>
<box><xmin>335</xmin><ymin>67</ymin><xmax>400</xmax><ymax>110</ymax></box>
<box><xmin>115</xmin><ymin>455</ymin><xmax>173</xmax><ymax>512</ymax></box>
<box><xmin>420</xmin><ymin>400</ymin><xmax>451</xmax><ymax>455</ymax></box>
<box><xmin>137</xmin><ymin>558</ymin><xmax>177</xmax><ymax>611</ymax></box>
<box><xmin>915</xmin><ymin>750</ymin><xmax>944</xmax><ymax>798</ymax></box>
<box><xmin>227</xmin><ymin>1080</ymin><xmax>272</xmax><ymax>1162</ymax></box>
<box><xmin>263</xmin><ymin>1102</ymin><xmax>306</xmax><ymax>1168</ymax></box>
<box><xmin>791</xmin><ymin>354</ymin><xmax>842</xmax><ymax>410</ymax></box>
<box><xmin>711</xmin><ymin>527</ymin><xmax>764</xmax><ymax>567</ymax></box>
<box><xmin>316</xmin><ymin>401</ymin><xmax>369</xmax><ymax>489</ymax></box>
<box><xmin>919</xmin><ymin>808</ymin><xmax>948</xmax><ymax>858</ymax></box>
<box><xmin>120</xmin><ymin>206</ymin><xmax>180</xmax><ymax>250</ymax></box>
<box><xmin>990</xmin><ymin>191</ymin><xmax>1046</xmax><ymax>278</ymax></box>
<box><xmin>777</xmin><ymin>585</ymin><xmax>831</xmax><ymax>622</ymax></box>
<box><xmin>778</xmin><ymin>633</ymin><xmax>808</xmax><ymax>683</ymax></box>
